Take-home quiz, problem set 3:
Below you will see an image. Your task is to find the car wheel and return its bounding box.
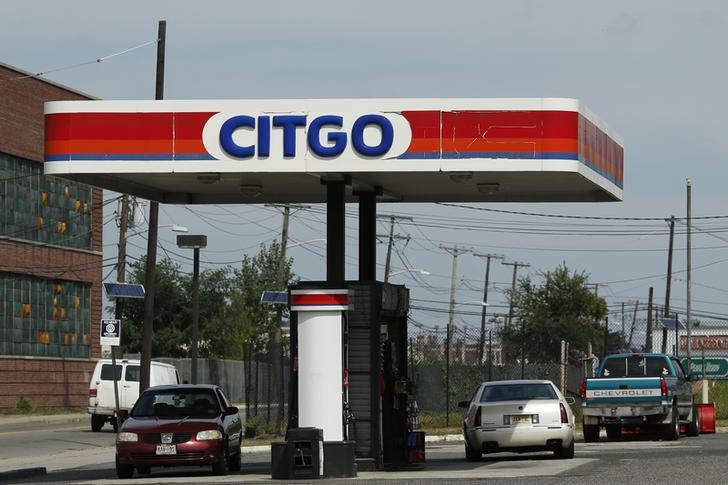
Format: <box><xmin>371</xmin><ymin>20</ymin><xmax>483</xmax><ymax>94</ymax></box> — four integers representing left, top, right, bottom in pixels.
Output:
<box><xmin>136</xmin><ymin>465</ymin><xmax>151</xmax><ymax>475</ymax></box>
<box><xmin>662</xmin><ymin>404</ymin><xmax>680</xmax><ymax>441</ymax></box>
<box><xmin>582</xmin><ymin>424</ymin><xmax>600</xmax><ymax>442</ymax></box>
<box><xmin>115</xmin><ymin>456</ymin><xmax>134</xmax><ymax>479</ymax></box>
<box><xmin>465</xmin><ymin>440</ymin><xmax>482</xmax><ymax>462</ymax></box>
<box><xmin>228</xmin><ymin>438</ymin><xmax>242</xmax><ymax>471</ymax></box>
<box><xmin>212</xmin><ymin>444</ymin><xmax>230</xmax><ymax>475</ymax></box>
<box><xmin>91</xmin><ymin>414</ymin><xmax>104</xmax><ymax>432</ymax></box>
<box><xmin>686</xmin><ymin>404</ymin><xmax>700</xmax><ymax>437</ymax></box>
<box><xmin>606</xmin><ymin>424</ymin><xmax>621</xmax><ymax>440</ymax></box>
<box><xmin>554</xmin><ymin>439</ymin><xmax>574</xmax><ymax>459</ymax></box>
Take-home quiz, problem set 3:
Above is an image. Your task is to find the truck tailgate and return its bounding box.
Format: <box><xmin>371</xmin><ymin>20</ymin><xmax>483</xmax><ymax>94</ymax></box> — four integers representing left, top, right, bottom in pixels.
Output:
<box><xmin>584</xmin><ymin>377</ymin><xmax>664</xmax><ymax>405</ymax></box>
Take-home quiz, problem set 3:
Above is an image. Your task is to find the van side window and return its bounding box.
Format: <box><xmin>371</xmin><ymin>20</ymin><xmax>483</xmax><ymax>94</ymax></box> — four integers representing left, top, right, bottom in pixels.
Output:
<box><xmin>100</xmin><ymin>364</ymin><xmax>122</xmax><ymax>380</ymax></box>
<box><xmin>125</xmin><ymin>365</ymin><xmax>140</xmax><ymax>382</ymax></box>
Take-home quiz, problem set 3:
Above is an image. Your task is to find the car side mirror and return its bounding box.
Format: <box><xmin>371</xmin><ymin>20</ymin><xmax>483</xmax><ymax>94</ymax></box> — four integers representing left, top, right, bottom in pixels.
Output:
<box><xmin>457</xmin><ymin>400</ymin><xmax>470</xmax><ymax>409</ymax></box>
<box><xmin>687</xmin><ymin>373</ymin><xmax>700</xmax><ymax>382</ymax></box>
<box><xmin>564</xmin><ymin>397</ymin><xmax>576</xmax><ymax>405</ymax></box>
<box><xmin>223</xmin><ymin>406</ymin><xmax>239</xmax><ymax>416</ymax></box>
<box><xmin>117</xmin><ymin>409</ymin><xmax>129</xmax><ymax>419</ymax></box>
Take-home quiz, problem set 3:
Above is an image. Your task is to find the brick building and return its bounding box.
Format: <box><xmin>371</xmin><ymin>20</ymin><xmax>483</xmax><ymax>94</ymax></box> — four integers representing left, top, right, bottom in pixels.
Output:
<box><xmin>0</xmin><ymin>62</ymin><xmax>102</xmax><ymax>410</ymax></box>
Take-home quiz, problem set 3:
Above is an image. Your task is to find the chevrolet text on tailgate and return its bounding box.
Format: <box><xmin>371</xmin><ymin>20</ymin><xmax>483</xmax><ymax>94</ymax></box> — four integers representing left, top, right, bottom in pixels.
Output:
<box><xmin>580</xmin><ymin>353</ymin><xmax>699</xmax><ymax>441</ymax></box>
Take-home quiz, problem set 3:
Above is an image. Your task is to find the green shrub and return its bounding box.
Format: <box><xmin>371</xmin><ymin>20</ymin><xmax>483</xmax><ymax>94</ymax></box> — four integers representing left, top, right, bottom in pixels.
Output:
<box><xmin>15</xmin><ymin>396</ymin><xmax>34</xmax><ymax>413</ymax></box>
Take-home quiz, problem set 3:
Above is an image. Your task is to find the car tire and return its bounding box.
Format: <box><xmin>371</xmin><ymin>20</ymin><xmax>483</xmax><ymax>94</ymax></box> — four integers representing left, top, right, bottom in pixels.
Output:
<box><xmin>91</xmin><ymin>414</ymin><xmax>104</xmax><ymax>432</ymax></box>
<box><xmin>465</xmin><ymin>440</ymin><xmax>482</xmax><ymax>462</ymax></box>
<box><xmin>686</xmin><ymin>404</ymin><xmax>700</xmax><ymax>437</ymax></box>
<box><xmin>662</xmin><ymin>404</ymin><xmax>680</xmax><ymax>441</ymax></box>
<box><xmin>115</xmin><ymin>457</ymin><xmax>134</xmax><ymax>479</ymax></box>
<box><xmin>228</xmin><ymin>438</ymin><xmax>242</xmax><ymax>471</ymax></box>
<box><xmin>606</xmin><ymin>424</ymin><xmax>621</xmax><ymax>440</ymax></box>
<box><xmin>554</xmin><ymin>439</ymin><xmax>574</xmax><ymax>459</ymax></box>
<box><xmin>136</xmin><ymin>465</ymin><xmax>151</xmax><ymax>475</ymax></box>
<box><xmin>212</xmin><ymin>444</ymin><xmax>230</xmax><ymax>475</ymax></box>
<box><xmin>582</xmin><ymin>424</ymin><xmax>600</xmax><ymax>442</ymax></box>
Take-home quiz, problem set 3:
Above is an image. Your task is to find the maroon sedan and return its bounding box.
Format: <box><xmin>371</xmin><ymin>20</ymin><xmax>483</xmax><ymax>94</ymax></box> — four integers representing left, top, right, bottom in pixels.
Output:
<box><xmin>115</xmin><ymin>384</ymin><xmax>243</xmax><ymax>479</ymax></box>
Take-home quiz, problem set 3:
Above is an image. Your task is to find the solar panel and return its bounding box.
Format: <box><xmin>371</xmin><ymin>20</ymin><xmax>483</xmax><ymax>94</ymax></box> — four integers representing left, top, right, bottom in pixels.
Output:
<box><xmin>260</xmin><ymin>291</ymin><xmax>288</xmax><ymax>305</ymax></box>
<box><xmin>104</xmin><ymin>282</ymin><xmax>145</xmax><ymax>299</ymax></box>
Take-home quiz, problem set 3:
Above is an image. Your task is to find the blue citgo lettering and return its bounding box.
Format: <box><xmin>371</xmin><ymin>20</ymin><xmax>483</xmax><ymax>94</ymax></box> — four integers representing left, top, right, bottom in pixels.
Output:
<box><xmin>308</xmin><ymin>115</ymin><xmax>346</xmax><ymax>157</ymax></box>
<box><xmin>272</xmin><ymin>115</ymin><xmax>307</xmax><ymax>157</ymax></box>
<box><xmin>219</xmin><ymin>115</ymin><xmax>255</xmax><ymax>157</ymax></box>
<box><xmin>257</xmin><ymin>115</ymin><xmax>271</xmax><ymax>157</ymax></box>
<box><xmin>351</xmin><ymin>114</ymin><xmax>394</xmax><ymax>157</ymax></box>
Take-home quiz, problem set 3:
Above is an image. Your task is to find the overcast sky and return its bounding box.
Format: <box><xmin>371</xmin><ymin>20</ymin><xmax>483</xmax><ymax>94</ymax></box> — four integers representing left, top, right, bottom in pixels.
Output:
<box><xmin>3</xmin><ymin>1</ymin><xmax>728</xmax><ymax>335</ymax></box>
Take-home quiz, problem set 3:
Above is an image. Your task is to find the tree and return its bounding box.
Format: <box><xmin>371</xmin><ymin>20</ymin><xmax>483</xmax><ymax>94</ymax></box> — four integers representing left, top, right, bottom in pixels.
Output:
<box><xmin>120</xmin><ymin>258</ymin><xmax>242</xmax><ymax>358</ymax></box>
<box><xmin>120</xmin><ymin>257</ymin><xmax>190</xmax><ymax>357</ymax></box>
<box><xmin>500</xmin><ymin>264</ymin><xmax>607</xmax><ymax>363</ymax></box>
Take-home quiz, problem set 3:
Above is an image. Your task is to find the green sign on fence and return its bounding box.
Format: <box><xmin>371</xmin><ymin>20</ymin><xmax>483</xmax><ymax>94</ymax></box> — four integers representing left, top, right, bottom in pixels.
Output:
<box><xmin>682</xmin><ymin>357</ymin><xmax>728</xmax><ymax>378</ymax></box>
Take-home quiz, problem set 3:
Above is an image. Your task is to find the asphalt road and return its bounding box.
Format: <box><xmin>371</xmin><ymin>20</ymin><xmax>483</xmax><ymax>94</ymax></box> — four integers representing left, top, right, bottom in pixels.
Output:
<box><xmin>2</xmin><ymin>415</ymin><xmax>728</xmax><ymax>484</ymax></box>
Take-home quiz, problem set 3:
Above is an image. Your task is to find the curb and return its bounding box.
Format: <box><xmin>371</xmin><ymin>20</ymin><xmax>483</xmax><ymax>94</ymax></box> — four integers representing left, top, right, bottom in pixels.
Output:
<box><xmin>0</xmin><ymin>467</ymin><xmax>47</xmax><ymax>481</ymax></box>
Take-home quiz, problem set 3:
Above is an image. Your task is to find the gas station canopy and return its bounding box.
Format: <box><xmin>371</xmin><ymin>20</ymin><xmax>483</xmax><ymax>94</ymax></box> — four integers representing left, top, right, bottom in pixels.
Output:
<box><xmin>44</xmin><ymin>97</ymin><xmax>623</xmax><ymax>204</ymax></box>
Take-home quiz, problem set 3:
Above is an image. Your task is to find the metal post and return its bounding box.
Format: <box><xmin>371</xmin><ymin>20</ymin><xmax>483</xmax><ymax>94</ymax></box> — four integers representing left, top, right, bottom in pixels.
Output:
<box><xmin>191</xmin><ymin>247</ymin><xmax>200</xmax><ymax>384</ymax></box>
<box><xmin>686</xmin><ymin>179</ymin><xmax>692</xmax><ymax>373</ymax></box>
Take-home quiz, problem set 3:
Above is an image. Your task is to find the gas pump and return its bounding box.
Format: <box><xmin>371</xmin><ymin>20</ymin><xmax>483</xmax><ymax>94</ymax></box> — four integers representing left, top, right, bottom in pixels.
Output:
<box><xmin>283</xmin><ymin>281</ymin><xmax>422</xmax><ymax>474</ymax></box>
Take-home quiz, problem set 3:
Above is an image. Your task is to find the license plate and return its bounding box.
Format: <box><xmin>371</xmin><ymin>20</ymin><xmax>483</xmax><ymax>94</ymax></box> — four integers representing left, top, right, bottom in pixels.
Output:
<box><xmin>510</xmin><ymin>415</ymin><xmax>532</xmax><ymax>424</ymax></box>
<box><xmin>156</xmin><ymin>444</ymin><xmax>177</xmax><ymax>455</ymax></box>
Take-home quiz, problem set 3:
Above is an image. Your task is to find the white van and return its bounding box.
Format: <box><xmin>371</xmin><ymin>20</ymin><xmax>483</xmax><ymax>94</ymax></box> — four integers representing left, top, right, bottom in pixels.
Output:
<box><xmin>87</xmin><ymin>359</ymin><xmax>179</xmax><ymax>431</ymax></box>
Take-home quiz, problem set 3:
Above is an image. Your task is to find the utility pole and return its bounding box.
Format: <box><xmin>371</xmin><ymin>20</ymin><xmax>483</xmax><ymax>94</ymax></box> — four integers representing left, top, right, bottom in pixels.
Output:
<box><xmin>140</xmin><ymin>20</ymin><xmax>166</xmax><ymax>393</ymax></box>
<box><xmin>441</xmin><ymin>244</ymin><xmax>469</xmax><ymax>426</ymax></box>
<box><xmin>380</xmin><ymin>214</ymin><xmax>412</xmax><ymax>282</ymax></box>
<box><xmin>473</xmin><ymin>253</ymin><xmax>503</xmax><ymax>365</ymax></box>
<box><xmin>646</xmin><ymin>287</ymin><xmax>654</xmax><ymax>352</ymax></box>
<box><xmin>502</xmin><ymin>261</ymin><xmax>529</xmax><ymax>378</ymax></box>
<box><xmin>664</xmin><ymin>215</ymin><xmax>675</xmax><ymax>318</ymax></box>
<box><xmin>502</xmin><ymin>261</ymin><xmax>529</xmax><ymax>328</ymax></box>
<box><xmin>686</xmin><ymin>179</ymin><xmax>692</xmax><ymax>372</ymax></box>
<box><xmin>114</xmin><ymin>194</ymin><xmax>130</xmax><ymax>318</ymax></box>
<box><xmin>274</xmin><ymin>205</ymin><xmax>290</xmax><ymax>431</ymax></box>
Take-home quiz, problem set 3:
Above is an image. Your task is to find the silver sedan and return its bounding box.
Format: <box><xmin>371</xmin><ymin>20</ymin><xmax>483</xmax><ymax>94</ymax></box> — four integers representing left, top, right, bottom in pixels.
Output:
<box><xmin>458</xmin><ymin>379</ymin><xmax>575</xmax><ymax>461</ymax></box>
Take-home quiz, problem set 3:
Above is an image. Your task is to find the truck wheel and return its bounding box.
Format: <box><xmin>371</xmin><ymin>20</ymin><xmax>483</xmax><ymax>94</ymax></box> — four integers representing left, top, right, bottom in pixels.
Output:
<box><xmin>662</xmin><ymin>404</ymin><xmax>680</xmax><ymax>441</ymax></box>
<box><xmin>583</xmin><ymin>424</ymin><xmax>600</xmax><ymax>442</ymax></box>
<box><xmin>606</xmin><ymin>424</ymin><xmax>621</xmax><ymax>440</ymax></box>
<box><xmin>91</xmin><ymin>414</ymin><xmax>105</xmax><ymax>432</ymax></box>
<box><xmin>686</xmin><ymin>404</ymin><xmax>700</xmax><ymax>437</ymax></box>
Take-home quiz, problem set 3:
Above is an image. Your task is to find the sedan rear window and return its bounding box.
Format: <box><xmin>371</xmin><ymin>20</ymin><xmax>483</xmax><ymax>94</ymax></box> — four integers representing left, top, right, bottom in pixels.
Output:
<box><xmin>479</xmin><ymin>383</ymin><xmax>557</xmax><ymax>402</ymax></box>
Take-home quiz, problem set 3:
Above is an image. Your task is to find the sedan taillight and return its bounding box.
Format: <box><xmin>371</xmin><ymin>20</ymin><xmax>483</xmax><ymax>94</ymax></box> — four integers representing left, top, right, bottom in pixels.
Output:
<box><xmin>474</xmin><ymin>406</ymin><xmax>482</xmax><ymax>427</ymax></box>
<box><xmin>560</xmin><ymin>403</ymin><xmax>569</xmax><ymax>424</ymax></box>
<box><xmin>89</xmin><ymin>388</ymin><xmax>97</xmax><ymax>397</ymax></box>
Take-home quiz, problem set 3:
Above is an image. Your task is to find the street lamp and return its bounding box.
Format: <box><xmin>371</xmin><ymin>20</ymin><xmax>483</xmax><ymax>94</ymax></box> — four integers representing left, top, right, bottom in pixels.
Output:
<box><xmin>388</xmin><ymin>268</ymin><xmax>430</xmax><ymax>277</ymax></box>
<box><xmin>177</xmin><ymin>234</ymin><xmax>207</xmax><ymax>384</ymax></box>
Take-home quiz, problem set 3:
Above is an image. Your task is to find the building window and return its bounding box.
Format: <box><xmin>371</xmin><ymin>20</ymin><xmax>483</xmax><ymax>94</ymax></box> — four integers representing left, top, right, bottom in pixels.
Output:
<box><xmin>0</xmin><ymin>273</ymin><xmax>91</xmax><ymax>358</ymax></box>
<box><xmin>0</xmin><ymin>154</ymin><xmax>93</xmax><ymax>249</ymax></box>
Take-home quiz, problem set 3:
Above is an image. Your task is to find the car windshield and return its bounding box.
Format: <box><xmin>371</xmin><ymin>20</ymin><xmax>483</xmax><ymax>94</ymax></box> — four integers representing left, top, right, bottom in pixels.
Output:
<box><xmin>131</xmin><ymin>389</ymin><xmax>220</xmax><ymax>419</ymax></box>
<box><xmin>600</xmin><ymin>356</ymin><xmax>672</xmax><ymax>378</ymax></box>
<box><xmin>479</xmin><ymin>383</ymin><xmax>557</xmax><ymax>402</ymax></box>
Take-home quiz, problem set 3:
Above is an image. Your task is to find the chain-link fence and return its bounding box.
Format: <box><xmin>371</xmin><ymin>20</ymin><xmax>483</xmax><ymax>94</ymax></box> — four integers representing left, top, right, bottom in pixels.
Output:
<box><xmin>407</xmin><ymin>328</ymin><xmax>582</xmax><ymax>429</ymax></box>
<box><xmin>155</xmin><ymin>354</ymin><xmax>289</xmax><ymax>436</ymax></box>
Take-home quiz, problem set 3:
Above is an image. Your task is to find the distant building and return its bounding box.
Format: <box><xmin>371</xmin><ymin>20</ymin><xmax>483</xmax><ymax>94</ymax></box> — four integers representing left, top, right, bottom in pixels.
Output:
<box><xmin>0</xmin><ymin>62</ymin><xmax>102</xmax><ymax>410</ymax></box>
